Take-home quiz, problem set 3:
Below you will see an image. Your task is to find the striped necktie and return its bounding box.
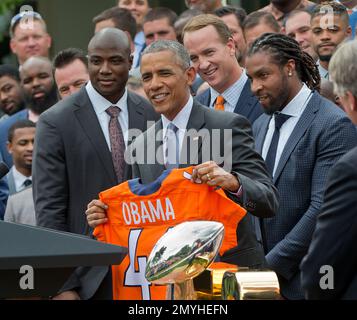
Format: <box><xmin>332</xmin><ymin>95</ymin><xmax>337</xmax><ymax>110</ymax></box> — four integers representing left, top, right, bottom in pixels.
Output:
<box><xmin>165</xmin><ymin>123</ymin><xmax>179</xmax><ymax>169</ymax></box>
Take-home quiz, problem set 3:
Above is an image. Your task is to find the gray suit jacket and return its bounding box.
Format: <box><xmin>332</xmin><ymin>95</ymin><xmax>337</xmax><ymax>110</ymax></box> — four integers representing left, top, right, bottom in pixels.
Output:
<box><xmin>6</xmin><ymin>168</ymin><xmax>16</xmax><ymax>196</ymax></box>
<box><xmin>300</xmin><ymin>146</ymin><xmax>357</xmax><ymax>300</ymax></box>
<box><xmin>32</xmin><ymin>87</ymin><xmax>159</xmax><ymax>299</ymax></box>
<box><xmin>4</xmin><ymin>187</ymin><xmax>35</xmax><ymax>226</ymax></box>
<box><xmin>129</xmin><ymin>101</ymin><xmax>279</xmax><ymax>267</ymax></box>
<box><xmin>253</xmin><ymin>92</ymin><xmax>357</xmax><ymax>299</ymax></box>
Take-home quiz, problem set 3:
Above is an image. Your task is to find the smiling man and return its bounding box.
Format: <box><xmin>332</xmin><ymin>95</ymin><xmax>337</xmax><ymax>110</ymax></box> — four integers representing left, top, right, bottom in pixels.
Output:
<box><xmin>311</xmin><ymin>1</ymin><xmax>352</xmax><ymax>79</ymax></box>
<box><xmin>32</xmin><ymin>28</ymin><xmax>158</xmax><ymax>300</ymax></box>
<box><xmin>183</xmin><ymin>14</ymin><xmax>263</xmax><ymax>124</ymax></box>
<box><xmin>53</xmin><ymin>48</ymin><xmax>89</xmax><ymax>99</ymax></box>
<box><xmin>85</xmin><ymin>40</ymin><xmax>279</xmax><ymax>280</ymax></box>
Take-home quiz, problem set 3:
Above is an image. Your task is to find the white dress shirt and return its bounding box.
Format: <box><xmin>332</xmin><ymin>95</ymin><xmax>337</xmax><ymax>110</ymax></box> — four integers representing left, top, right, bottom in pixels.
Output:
<box><xmin>262</xmin><ymin>84</ymin><xmax>313</xmax><ymax>176</ymax></box>
<box><xmin>86</xmin><ymin>81</ymin><xmax>129</xmax><ymax>149</ymax></box>
<box><xmin>209</xmin><ymin>69</ymin><xmax>248</xmax><ymax>112</ymax></box>
<box><xmin>12</xmin><ymin>166</ymin><xmax>32</xmax><ymax>193</ymax></box>
<box><xmin>161</xmin><ymin>95</ymin><xmax>194</xmax><ymax>165</ymax></box>
<box><xmin>317</xmin><ymin>60</ymin><xmax>329</xmax><ymax>79</ymax></box>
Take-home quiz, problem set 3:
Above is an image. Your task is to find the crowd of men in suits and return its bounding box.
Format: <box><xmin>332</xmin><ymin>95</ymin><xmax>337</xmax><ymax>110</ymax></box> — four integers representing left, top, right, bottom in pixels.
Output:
<box><xmin>0</xmin><ymin>0</ymin><xmax>357</xmax><ymax>300</ymax></box>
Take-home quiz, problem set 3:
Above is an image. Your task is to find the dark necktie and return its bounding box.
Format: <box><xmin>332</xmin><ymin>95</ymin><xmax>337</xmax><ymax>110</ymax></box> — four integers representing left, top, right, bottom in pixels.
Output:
<box><xmin>265</xmin><ymin>113</ymin><xmax>291</xmax><ymax>176</ymax></box>
<box><xmin>165</xmin><ymin>123</ymin><xmax>179</xmax><ymax>169</ymax></box>
<box><xmin>23</xmin><ymin>179</ymin><xmax>32</xmax><ymax>188</ymax></box>
<box><xmin>106</xmin><ymin>106</ymin><xmax>125</xmax><ymax>183</ymax></box>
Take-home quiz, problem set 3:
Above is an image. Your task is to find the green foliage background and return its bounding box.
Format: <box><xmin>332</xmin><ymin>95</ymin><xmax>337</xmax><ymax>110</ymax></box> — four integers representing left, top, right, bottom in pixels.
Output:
<box><xmin>0</xmin><ymin>0</ymin><xmax>24</xmax><ymax>15</ymax></box>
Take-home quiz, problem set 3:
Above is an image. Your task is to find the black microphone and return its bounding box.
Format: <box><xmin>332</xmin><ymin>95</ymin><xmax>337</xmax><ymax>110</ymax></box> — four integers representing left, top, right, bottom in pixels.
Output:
<box><xmin>0</xmin><ymin>162</ymin><xmax>9</xmax><ymax>179</ymax></box>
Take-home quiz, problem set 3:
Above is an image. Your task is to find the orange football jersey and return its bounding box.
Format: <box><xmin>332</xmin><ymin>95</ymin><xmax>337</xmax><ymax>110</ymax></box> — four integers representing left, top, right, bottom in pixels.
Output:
<box><xmin>93</xmin><ymin>167</ymin><xmax>246</xmax><ymax>300</ymax></box>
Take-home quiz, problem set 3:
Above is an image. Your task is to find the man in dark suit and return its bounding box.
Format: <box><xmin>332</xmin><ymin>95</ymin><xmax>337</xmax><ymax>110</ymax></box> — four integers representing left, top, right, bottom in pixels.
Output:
<box><xmin>32</xmin><ymin>28</ymin><xmax>159</xmax><ymax>300</ymax></box>
<box><xmin>300</xmin><ymin>40</ymin><xmax>357</xmax><ymax>300</ymax></box>
<box><xmin>86</xmin><ymin>40</ymin><xmax>278</xmax><ymax>270</ymax></box>
<box><xmin>182</xmin><ymin>14</ymin><xmax>262</xmax><ymax>124</ymax></box>
<box><xmin>246</xmin><ymin>33</ymin><xmax>357</xmax><ymax>299</ymax></box>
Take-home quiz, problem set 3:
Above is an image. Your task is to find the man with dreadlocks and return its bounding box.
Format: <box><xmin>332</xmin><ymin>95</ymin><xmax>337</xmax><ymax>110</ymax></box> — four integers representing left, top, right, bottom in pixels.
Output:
<box><xmin>246</xmin><ymin>33</ymin><xmax>357</xmax><ymax>300</ymax></box>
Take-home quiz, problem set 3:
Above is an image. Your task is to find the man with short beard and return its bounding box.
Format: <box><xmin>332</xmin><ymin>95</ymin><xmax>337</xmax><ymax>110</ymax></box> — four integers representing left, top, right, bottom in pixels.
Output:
<box><xmin>0</xmin><ymin>56</ymin><xmax>58</xmax><ymax>168</ymax></box>
<box><xmin>0</xmin><ymin>65</ymin><xmax>25</xmax><ymax>121</ymax></box>
<box><xmin>311</xmin><ymin>2</ymin><xmax>352</xmax><ymax>79</ymax></box>
<box><xmin>246</xmin><ymin>33</ymin><xmax>357</xmax><ymax>299</ymax></box>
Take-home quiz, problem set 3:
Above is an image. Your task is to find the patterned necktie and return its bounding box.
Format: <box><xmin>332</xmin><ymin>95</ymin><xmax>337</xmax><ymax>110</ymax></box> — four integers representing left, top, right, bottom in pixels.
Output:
<box><xmin>214</xmin><ymin>95</ymin><xmax>225</xmax><ymax>111</ymax></box>
<box><xmin>106</xmin><ymin>106</ymin><xmax>125</xmax><ymax>183</ymax></box>
<box><xmin>265</xmin><ymin>113</ymin><xmax>291</xmax><ymax>176</ymax></box>
<box><xmin>165</xmin><ymin>123</ymin><xmax>179</xmax><ymax>169</ymax></box>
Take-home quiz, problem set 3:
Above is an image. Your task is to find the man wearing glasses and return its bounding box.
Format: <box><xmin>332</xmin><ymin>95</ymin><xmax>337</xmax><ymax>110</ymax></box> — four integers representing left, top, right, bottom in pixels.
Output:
<box><xmin>9</xmin><ymin>11</ymin><xmax>52</xmax><ymax>66</ymax></box>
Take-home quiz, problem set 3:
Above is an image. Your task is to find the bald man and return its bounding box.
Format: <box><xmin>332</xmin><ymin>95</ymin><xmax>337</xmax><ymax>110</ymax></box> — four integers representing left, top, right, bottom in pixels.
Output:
<box><xmin>32</xmin><ymin>28</ymin><xmax>158</xmax><ymax>300</ymax></box>
<box><xmin>0</xmin><ymin>56</ymin><xmax>58</xmax><ymax>168</ymax></box>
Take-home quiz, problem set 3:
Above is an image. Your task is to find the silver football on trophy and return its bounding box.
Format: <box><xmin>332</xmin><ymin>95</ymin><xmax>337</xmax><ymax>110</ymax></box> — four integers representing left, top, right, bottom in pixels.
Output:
<box><xmin>145</xmin><ymin>221</ymin><xmax>224</xmax><ymax>285</ymax></box>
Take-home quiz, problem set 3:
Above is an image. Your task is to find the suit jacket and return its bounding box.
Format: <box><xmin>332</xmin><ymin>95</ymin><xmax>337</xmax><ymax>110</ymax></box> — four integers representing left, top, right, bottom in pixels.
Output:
<box><xmin>195</xmin><ymin>79</ymin><xmax>263</xmax><ymax>124</ymax></box>
<box><xmin>33</xmin><ymin>87</ymin><xmax>159</xmax><ymax>299</ymax></box>
<box><xmin>300</xmin><ymin>146</ymin><xmax>357</xmax><ymax>300</ymax></box>
<box><xmin>0</xmin><ymin>109</ymin><xmax>28</xmax><ymax>168</ymax></box>
<box><xmin>129</xmin><ymin>101</ymin><xmax>279</xmax><ymax>268</ymax></box>
<box><xmin>0</xmin><ymin>151</ymin><xmax>9</xmax><ymax>220</ymax></box>
<box><xmin>252</xmin><ymin>92</ymin><xmax>357</xmax><ymax>299</ymax></box>
<box><xmin>4</xmin><ymin>187</ymin><xmax>35</xmax><ymax>226</ymax></box>
<box><xmin>6</xmin><ymin>167</ymin><xmax>17</xmax><ymax>195</ymax></box>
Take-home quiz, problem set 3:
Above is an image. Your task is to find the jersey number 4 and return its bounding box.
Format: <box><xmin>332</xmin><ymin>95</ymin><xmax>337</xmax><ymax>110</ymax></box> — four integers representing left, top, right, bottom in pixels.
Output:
<box><xmin>124</xmin><ymin>229</ymin><xmax>151</xmax><ymax>300</ymax></box>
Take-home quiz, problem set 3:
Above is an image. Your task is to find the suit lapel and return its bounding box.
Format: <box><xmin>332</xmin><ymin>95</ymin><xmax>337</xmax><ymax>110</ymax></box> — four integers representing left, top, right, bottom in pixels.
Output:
<box><xmin>73</xmin><ymin>88</ymin><xmax>117</xmax><ymax>185</ymax></box>
<box><xmin>234</xmin><ymin>80</ymin><xmax>255</xmax><ymax>118</ymax></box>
<box><xmin>273</xmin><ymin>92</ymin><xmax>320</xmax><ymax>183</ymax></box>
<box><xmin>255</xmin><ymin>115</ymin><xmax>271</xmax><ymax>154</ymax></box>
<box><xmin>127</xmin><ymin>91</ymin><xmax>146</xmax><ymax>132</ymax></box>
<box><xmin>180</xmin><ymin>102</ymin><xmax>206</xmax><ymax>167</ymax></box>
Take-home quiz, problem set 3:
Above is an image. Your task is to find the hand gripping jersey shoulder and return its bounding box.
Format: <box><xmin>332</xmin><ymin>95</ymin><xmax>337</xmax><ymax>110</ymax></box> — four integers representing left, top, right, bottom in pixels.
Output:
<box><xmin>93</xmin><ymin>167</ymin><xmax>246</xmax><ymax>300</ymax></box>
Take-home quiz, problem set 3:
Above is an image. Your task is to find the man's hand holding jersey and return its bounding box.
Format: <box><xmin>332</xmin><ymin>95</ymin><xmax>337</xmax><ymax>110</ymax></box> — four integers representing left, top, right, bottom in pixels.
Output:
<box><xmin>191</xmin><ymin>161</ymin><xmax>240</xmax><ymax>192</ymax></box>
<box><xmin>85</xmin><ymin>161</ymin><xmax>240</xmax><ymax>227</ymax></box>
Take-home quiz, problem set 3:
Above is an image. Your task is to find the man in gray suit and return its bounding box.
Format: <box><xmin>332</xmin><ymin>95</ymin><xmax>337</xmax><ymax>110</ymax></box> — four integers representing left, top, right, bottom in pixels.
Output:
<box><xmin>6</xmin><ymin>120</ymin><xmax>35</xmax><ymax>195</ymax></box>
<box><xmin>301</xmin><ymin>40</ymin><xmax>357</xmax><ymax>300</ymax></box>
<box><xmin>246</xmin><ymin>33</ymin><xmax>357</xmax><ymax>299</ymax></box>
<box><xmin>32</xmin><ymin>28</ymin><xmax>159</xmax><ymax>300</ymax></box>
<box><xmin>86</xmin><ymin>40</ymin><xmax>278</xmax><ymax>270</ymax></box>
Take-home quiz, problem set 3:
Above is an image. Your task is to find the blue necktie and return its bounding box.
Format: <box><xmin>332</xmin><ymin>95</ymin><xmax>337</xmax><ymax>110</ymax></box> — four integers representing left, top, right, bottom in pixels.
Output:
<box><xmin>265</xmin><ymin>113</ymin><xmax>291</xmax><ymax>176</ymax></box>
<box><xmin>165</xmin><ymin>123</ymin><xmax>179</xmax><ymax>169</ymax></box>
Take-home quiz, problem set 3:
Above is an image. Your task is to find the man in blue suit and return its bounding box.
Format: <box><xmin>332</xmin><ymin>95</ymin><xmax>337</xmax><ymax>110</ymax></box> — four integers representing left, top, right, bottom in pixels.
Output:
<box><xmin>246</xmin><ymin>33</ymin><xmax>357</xmax><ymax>299</ymax></box>
<box><xmin>183</xmin><ymin>14</ymin><xmax>262</xmax><ymax>124</ymax></box>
